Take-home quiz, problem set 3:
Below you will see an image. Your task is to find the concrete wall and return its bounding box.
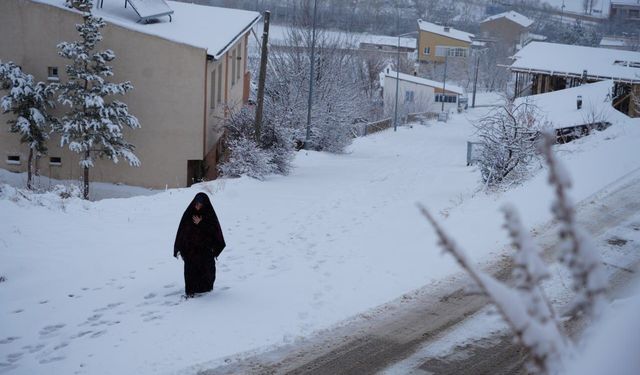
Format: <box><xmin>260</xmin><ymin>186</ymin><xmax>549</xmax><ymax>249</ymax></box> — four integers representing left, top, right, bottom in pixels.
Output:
<box><xmin>417</xmin><ymin>30</ymin><xmax>470</xmax><ymax>63</ymax></box>
<box><xmin>0</xmin><ymin>0</ymin><xmax>249</xmax><ymax>190</ymax></box>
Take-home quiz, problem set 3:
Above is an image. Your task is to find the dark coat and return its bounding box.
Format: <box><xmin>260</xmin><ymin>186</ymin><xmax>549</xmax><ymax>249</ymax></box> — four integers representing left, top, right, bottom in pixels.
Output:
<box><xmin>174</xmin><ymin>193</ymin><xmax>226</xmax><ymax>295</ymax></box>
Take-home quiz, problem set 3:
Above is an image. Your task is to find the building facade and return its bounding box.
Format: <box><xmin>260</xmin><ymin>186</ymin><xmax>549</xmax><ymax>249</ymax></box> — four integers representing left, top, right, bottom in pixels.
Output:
<box><xmin>382</xmin><ymin>69</ymin><xmax>464</xmax><ymax>116</ymax></box>
<box><xmin>0</xmin><ymin>0</ymin><xmax>259</xmax><ymax>190</ymax></box>
<box><xmin>479</xmin><ymin>11</ymin><xmax>534</xmax><ymax>54</ymax></box>
<box><xmin>416</xmin><ymin>20</ymin><xmax>474</xmax><ymax>64</ymax></box>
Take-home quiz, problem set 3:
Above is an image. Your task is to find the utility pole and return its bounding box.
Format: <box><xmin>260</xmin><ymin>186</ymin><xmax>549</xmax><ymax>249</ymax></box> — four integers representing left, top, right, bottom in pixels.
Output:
<box><xmin>254</xmin><ymin>10</ymin><xmax>270</xmax><ymax>143</ymax></box>
<box><xmin>472</xmin><ymin>52</ymin><xmax>480</xmax><ymax>108</ymax></box>
<box><xmin>393</xmin><ymin>6</ymin><xmax>400</xmax><ymax>132</ymax></box>
<box><xmin>441</xmin><ymin>51</ymin><xmax>448</xmax><ymax>113</ymax></box>
<box><xmin>304</xmin><ymin>0</ymin><xmax>318</xmax><ymax>149</ymax></box>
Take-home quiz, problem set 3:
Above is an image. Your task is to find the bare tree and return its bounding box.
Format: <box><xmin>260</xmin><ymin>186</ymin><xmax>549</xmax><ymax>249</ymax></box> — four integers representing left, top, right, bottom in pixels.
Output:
<box><xmin>474</xmin><ymin>99</ymin><xmax>545</xmax><ymax>186</ymax></box>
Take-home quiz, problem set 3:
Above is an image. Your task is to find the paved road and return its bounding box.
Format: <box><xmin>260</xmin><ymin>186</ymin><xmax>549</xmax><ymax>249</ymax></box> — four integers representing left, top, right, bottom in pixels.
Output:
<box><xmin>200</xmin><ymin>170</ymin><xmax>640</xmax><ymax>375</ymax></box>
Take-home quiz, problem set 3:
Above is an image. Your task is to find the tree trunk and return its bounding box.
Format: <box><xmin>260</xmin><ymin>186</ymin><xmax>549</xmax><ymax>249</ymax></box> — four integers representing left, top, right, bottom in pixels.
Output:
<box><xmin>27</xmin><ymin>148</ymin><xmax>33</xmax><ymax>190</ymax></box>
<box><xmin>83</xmin><ymin>150</ymin><xmax>90</xmax><ymax>200</ymax></box>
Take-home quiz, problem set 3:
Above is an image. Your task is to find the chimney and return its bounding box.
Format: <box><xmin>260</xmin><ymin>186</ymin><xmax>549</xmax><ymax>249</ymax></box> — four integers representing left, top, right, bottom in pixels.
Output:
<box><xmin>444</xmin><ymin>26</ymin><xmax>450</xmax><ymax>32</ymax></box>
<box><xmin>577</xmin><ymin>95</ymin><xmax>583</xmax><ymax>110</ymax></box>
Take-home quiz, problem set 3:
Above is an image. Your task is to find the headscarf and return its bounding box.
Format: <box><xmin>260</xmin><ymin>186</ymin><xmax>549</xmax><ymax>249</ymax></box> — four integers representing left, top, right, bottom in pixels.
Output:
<box><xmin>174</xmin><ymin>193</ymin><xmax>226</xmax><ymax>258</ymax></box>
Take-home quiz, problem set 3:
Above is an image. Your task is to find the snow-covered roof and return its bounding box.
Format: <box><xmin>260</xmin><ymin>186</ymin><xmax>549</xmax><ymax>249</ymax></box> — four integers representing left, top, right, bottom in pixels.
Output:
<box><xmin>481</xmin><ymin>11</ymin><xmax>533</xmax><ymax>28</ymax></box>
<box><xmin>510</xmin><ymin>42</ymin><xmax>640</xmax><ymax>84</ymax></box>
<box><xmin>600</xmin><ymin>37</ymin><xmax>627</xmax><ymax>47</ymax></box>
<box><xmin>383</xmin><ymin>70</ymin><xmax>464</xmax><ymax>95</ymax></box>
<box><xmin>514</xmin><ymin>80</ymin><xmax>630</xmax><ymax>130</ymax></box>
<box><xmin>359</xmin><ymin>34</ymin><xmax>416</xmax><ymax>50</ymax></box>
<box><xmin>32</xmin><ymin>0</ymin><xmax>260</xmax><ymax>59</ymax></box>
<box><xmin>417</xmin><ymin>20</ymin><xmax>474</xmax><ymax>43</ymax></box>
<box><xmin>610</xmin><ymin>0</ymin><xmax>640</xmax><ymax>6</ymax></box>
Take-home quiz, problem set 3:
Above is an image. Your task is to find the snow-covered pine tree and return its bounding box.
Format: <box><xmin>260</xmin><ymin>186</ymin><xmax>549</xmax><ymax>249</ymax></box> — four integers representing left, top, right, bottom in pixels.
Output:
<box><xmin>57</xmin><ymin>0</ymin><xmax>140</xmax><ymax>199</ymax></box>
<box><xmin>0</xmin><ymin>61</ymin><xmax>58</xmax><ymax>189</ymax></box>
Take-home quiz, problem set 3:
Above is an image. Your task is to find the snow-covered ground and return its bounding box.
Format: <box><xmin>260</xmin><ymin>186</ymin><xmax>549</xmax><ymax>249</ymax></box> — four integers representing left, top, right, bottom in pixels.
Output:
<box><xmin>1</xmin><ymin>106</ymin><xmax>639</xmax><ymax>374</ymax></box>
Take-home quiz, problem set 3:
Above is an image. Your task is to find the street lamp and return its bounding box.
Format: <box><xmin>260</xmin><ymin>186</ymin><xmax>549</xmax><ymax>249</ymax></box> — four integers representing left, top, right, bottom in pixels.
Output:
<box><xmin>393</xmin><ymin>30</ymin><xmax>418</xmax><ymax>132</ymax></box>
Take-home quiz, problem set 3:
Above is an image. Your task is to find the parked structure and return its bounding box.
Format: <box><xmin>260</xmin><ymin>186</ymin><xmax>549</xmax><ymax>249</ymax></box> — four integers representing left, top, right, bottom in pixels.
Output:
<box><xmin>416</xmin><ymin>20</ymin><xmax>474</xmax><ymax>63</ymax></box>
<box><xmin>609</xmin><ymin>0</ymin><xmax>640</xmax><ymax>22</ymax></box>
<box><xmin>515</xmin><ymin>80</ymin><xmax>630</xmax><ymax>142</ymax></box>
<box><xmin>0</xmin><ymin>0</ymin><xmax>259</xmax><ymax>189</ymax></box>
<box><xmin>479</xmin><ymin>11</ymin><xmax>534</xmax><ymax>53</ymax></box>
<box><xmin>382</xmin><ymin>69</ymin><xmax>465</xmax><ymax>116</ymax></box>
<box><xmin>599</xmin><ymin>36</ymin><xmax>640</xmax><ymax>51</ymax></box>
<box><xmin>358</xmin><ymin>34</ymin><xmax>417</xmax><ymax>55</ymax></box>
<box><xmin>509</xmin><ymin>42</ymin><xmax>640</xmax><ymax>117</ymax></box>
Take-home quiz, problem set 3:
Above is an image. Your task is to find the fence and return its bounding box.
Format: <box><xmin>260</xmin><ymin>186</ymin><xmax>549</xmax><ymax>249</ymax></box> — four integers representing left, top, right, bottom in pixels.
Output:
<box><xmin>352</xmin><ymin>117</ymin><xmax>393</xmax><ymax>137</ymax></box>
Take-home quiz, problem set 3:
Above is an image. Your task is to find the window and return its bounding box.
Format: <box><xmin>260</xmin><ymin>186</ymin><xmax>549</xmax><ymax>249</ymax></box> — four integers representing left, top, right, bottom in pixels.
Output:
<box><xmin>6</xmin><ymin>155</ymin><xmax>20</xmax><ymax>165</ymax></box>
<box><xmin>435</xmin><ymin>46</ymin><xmax>468</xmax><ymax>57</ymax></box>
<box><xmin>47</xmin><ymin>66</ymin><xmax>59</xmax><ymax>81</ymax></box>
<box><xmin>217</xmin><ymin>67</ymin><xmax>222</xmax><ymax>104</ymax></box>
<box><xmin>49</xmin><ymin>156</ymin><xmax>62</xmax><ymax>166</ymax></box>
<box><xmin>435</xmin><ymin>94</ymin><xmax>458</xmax><ymax>103</ymax></box>
<box><xmin>231</xmin><ymin>49</ymin><xmax>236</xmax><ymax>86</ymax></box>
<box><xmin>210</xmin><ymin>69</ymin><xmax>216</xmax><ymax>108</ymax></box>
<box><xmin>405</xmin><ymin>90</ymin><xmax>415</xmax><ymax>103</ymax></box>
<box><xmin>424</xmin><ymin>47</ymin><xmax>430</xmax><ymax>55</ymax></box>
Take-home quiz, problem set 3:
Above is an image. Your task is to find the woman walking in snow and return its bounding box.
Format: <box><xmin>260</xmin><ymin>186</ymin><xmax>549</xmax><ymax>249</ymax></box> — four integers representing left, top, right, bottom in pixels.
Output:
<box><xmin>174</xmin><ymin>193</ymin><xmax>226</xmax><ymax>297</ymax></box>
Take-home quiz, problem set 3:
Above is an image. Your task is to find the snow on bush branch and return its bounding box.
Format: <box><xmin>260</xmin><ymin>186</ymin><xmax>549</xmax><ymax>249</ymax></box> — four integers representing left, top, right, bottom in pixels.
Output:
<box><xmin>475</xmin><ymin>99</ymin><xmax>546</xmax><ymax>187</ymax></box>
<box><xmin>419</xmin><ymin>131</ymin><xmax>608</xmax><ymax>374</ymax></box>
<box><xmin>57</xmin><ymin>1</ymin><xmax>140</xmax><ymax>199</ymax></box>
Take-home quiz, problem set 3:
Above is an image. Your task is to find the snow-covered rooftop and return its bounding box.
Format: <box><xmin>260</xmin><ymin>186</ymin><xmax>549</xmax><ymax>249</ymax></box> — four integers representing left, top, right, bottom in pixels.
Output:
<box><xmin>32</xmin><ymin>0</ymin><xmax>260</xmax><ymax>59</ymax></box>
<box><xmin>600</xmin><ymin>37</ymin><xmax>628</xmax><ymax>47</ymax></box>
<box><xmin>384</xmin><ymin>70</ymin><xmax>464</xmax><ymax>95</ymax></box>
<box><xmin>611</xmin><ymin>0</ymin><xmax>640</xmax><ymax>6</ymax></box>
<box><xmin>510</xmin><ymin>42</ymin><xmax>640</xmax><ymax>83</ymax></box>
<box><xmin>417</xmin><ymin>20</ymin><xmax>474</xmax><ymax>43</ymax></box>
<box><xmin>481</xmin><ymin>11</ymin><xmax>533</xmax><ymax>28</ymax></box>
<box><xmin>515</xmin><ymin>80</ymin><xmax>630</xmax><ymax>130</ymax></box>
<box><xmin>359</xmin><ymin>34</ymin><xmax>417</xmax><ymax>50</ymax></box>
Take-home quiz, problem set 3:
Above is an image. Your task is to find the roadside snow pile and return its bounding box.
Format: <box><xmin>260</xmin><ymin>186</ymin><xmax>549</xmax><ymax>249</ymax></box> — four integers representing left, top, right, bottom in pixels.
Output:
<box><xmin>1</xmin><ymin>108</ymin><xmax>639</xmax><ymax>375</ymax></box>
<box><xmin>0</xmin><ymin>184</ymin><xmax>83</xmax><ymax>210</ymax></box>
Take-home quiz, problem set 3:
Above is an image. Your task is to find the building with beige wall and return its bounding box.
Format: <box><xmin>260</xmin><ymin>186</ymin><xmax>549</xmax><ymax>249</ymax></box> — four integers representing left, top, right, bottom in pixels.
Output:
<box><xmin>416</xmin><ymin>20</ymin><xmax>474</xmax><ymax>64</ymax></box>
<box><xmin>0</xmin><ymin>0</ymin><xmax>259</xmax><ymax>191</ymax></box>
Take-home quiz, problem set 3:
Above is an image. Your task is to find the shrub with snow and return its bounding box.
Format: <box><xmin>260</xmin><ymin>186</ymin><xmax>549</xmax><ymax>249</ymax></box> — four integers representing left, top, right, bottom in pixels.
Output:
<box><xmin>218</xmin><ymin>107</ymin><xmax>295</xmax><ymax>180</ymax></box>
<box><xmin>475</xmin><ymin>100</ymin><xmax>545</xmax><ymax>187</ymax></box>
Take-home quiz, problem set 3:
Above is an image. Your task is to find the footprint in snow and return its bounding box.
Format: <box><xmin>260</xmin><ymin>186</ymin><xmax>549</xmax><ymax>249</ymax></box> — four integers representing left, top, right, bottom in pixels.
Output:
<box><xmin>11</xmin><ymin>309</ymin><xmax>24</xmax><ymax>314</ymax></box>
<box><xmin>72</xmin><ymin>331</ymin><xmax>93</xmax><ymax>339</ymax></box>
<box><xmin>39</xmin><ymin>356</ymin><xmax>65</xmax><ymax>364</ymax></box>
<box><xmin>144</xmin><ymin>293</ymin><xmax>156</xmax><ymax>300</ymax></box>
<box><xmin>89</xmin><ymin>330</ymin><xmax>107</xmax><ymax>339</ymax></box>
<box><xmin>22</xmin><ymin>344</ymin><xmax>45</xmax><ymax>353</ymax></box>
<box><xmin>164</xmin><ymin>290</ymin><xmax>182</xmax><ymax>298</ymax></box>
<box><xmin>0</xmin><ymin>336</ymin><xmax>20</xmax><ymax>345</ymax></box>
<box><xmin>39</xmin><ymin>324</ymin><xmax>66</xmax><ymax>337</ymax></box>
<box><xmin>163</xmin><ymin>283</ymin><xmax>175</xmax><ymax>289</ymax></box>
<box><xmin>6</xmin><ymin>352</ymin><xmax>24</xmax><ymax>363</ymax></box>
